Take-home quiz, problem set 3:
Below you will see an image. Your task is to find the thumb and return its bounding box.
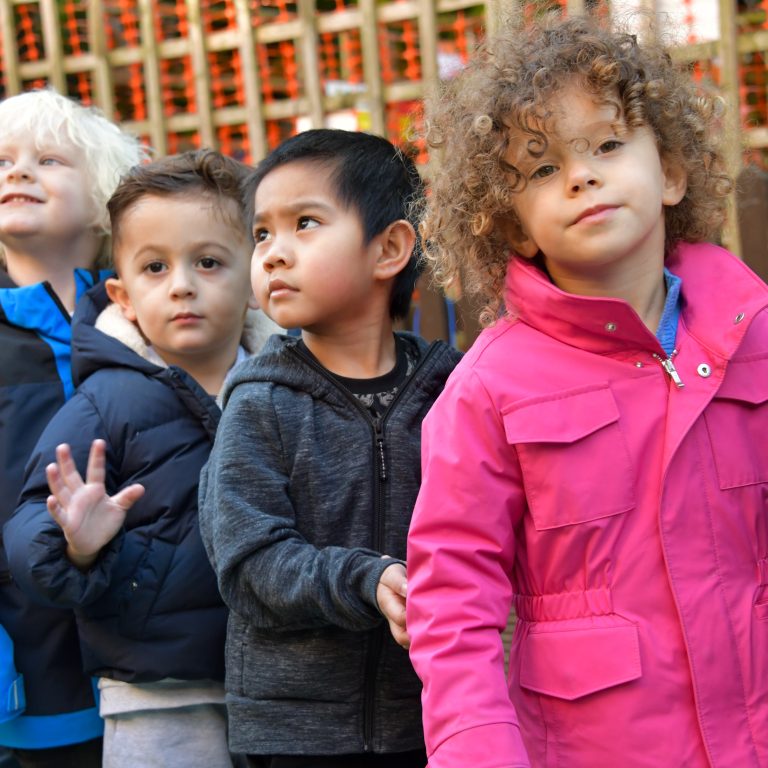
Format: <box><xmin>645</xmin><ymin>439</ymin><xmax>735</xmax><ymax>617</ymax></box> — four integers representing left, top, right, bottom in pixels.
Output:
<box><xmin>112</xmin><ymin>483</ymin><xmax>145</xmax><ymax>511</ymax></box>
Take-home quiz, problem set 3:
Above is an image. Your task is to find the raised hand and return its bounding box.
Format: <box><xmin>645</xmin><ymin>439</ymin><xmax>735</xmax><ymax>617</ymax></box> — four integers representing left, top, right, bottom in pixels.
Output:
<box><xmin>46</xmin><ymin>439</ymin><xmax>145</xmax><ymax>570</ymax></box>
<box><xmin>376</xmin><ymin>559</ymin><xmax>410</xmax><ymax>649</ymax></box>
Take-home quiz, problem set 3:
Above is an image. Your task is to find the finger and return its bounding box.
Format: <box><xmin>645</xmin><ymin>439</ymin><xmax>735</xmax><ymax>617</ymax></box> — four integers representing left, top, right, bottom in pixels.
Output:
<box><xmin>46</xmin><ymin>494</ymin><xmax>64</xmax><ymax>525</ymax></box>
<box><xmin>85</xmin><ymin>439</ymin><xmax>107</xmax><ymax>486</ymax></box>
<box><xmin>111</xmin><ymin>483</ymin><xmax>145</xmax><ymax>511</ymax></box>
<box><xmin>56</xmin><ymin>444</ymin><xmax>84</xmax><ymax>492</ymax></box>
<box><xmin>389</xmin><ymin>621</ymin><xmax>411</xmax><ymax>649</ymax></box>
<box><xmin>45</xmin><ymin>463</ymin><xmax>72</xmax><ymax>508</ymax></box>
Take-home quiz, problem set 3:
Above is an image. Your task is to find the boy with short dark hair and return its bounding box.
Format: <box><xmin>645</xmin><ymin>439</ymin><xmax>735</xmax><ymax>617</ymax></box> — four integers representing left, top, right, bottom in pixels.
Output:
<box><xmin>199</xmin><ymin>129</ymin><xmax>462</xmax><ymax>767</ymax></box>
<box><xmin>5</xmin><ymin>149</ymin><xmax>280</xmax><ymax>768</ymax></box>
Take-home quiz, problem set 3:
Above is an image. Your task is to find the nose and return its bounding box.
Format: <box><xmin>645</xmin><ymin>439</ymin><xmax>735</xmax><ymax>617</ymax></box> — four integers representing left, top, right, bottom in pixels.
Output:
<box><xmin>3</xmin><ymin>160</ymin><xmax>33</xmax><ymax>183</ymax></box>
<box><xmin>169</xmin><ymin>265</ymin><xmax>196</xmax><ymax>297</ymax></box>
<box><xmin>258</xmin><ymin>236</ymin><xmax>293</xmax><ymax>273</ymax></box>
<box><xmin>566</xmin><ymin>157</ymin><xmax>601</xmax><ymax>194</ymax></box>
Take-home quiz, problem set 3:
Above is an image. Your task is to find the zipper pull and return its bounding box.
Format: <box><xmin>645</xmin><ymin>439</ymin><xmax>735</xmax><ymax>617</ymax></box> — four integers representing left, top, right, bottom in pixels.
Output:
<box><xmin>653</xmin><ymin>352</ymin><xmax>684</xmax><ymax>388</ymax></box>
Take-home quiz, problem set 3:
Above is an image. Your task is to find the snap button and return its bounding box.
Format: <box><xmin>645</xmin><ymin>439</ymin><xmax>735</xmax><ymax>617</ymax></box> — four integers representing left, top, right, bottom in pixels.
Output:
<box><xmin>605</xmin><ymin>322</ymin><xmax>617</xmax><ymax>332</ymax></box>
<box><xmin>734</xmin><ymin>312</ymin><xmax>745</xmax><ymax>324</ymax></box>
<box><xmin>635</xmin><ymin>361</ymin><xmax>644</xmax><ymax>368</ymax></box>
<box><xmin>697</xmin><ymin>363</ymin><xmax>712</xmax><ymax>378</ymax></box>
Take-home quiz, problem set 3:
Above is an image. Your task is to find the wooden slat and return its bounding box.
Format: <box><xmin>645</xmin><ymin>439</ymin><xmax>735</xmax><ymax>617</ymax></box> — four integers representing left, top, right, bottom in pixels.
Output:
<box><xmin>88</xmin><ymin>0</ymin><xmax>116</xmax><ymax>116</ymax></box>
<box><xmin>186</xmin><ymin>0</ymin><xmax>215</xmax><ymax>147</ymax></box>
<box><xmin>298</xmin><ymin>0</ymin><xmax>324</xmax><ymax>129</ymax></box>
<box><xmin>360</xmin><ymin>0</ymin><xmax>386</xmax><ymax>136</ymax></box>
<box><xmin>234</xmin><ymin>0</ymin><xmax>267</xmax><ymax>161</ymax></box>
<box><xmin>718</xmin><ymin>0</ymin><xmax>744</xmax><ymax>258</ymax></box>
<box><xmin>0</xmin><ymin>0</ymin><xmax>21</xmax><ymax>93</ymax></box>
<box><xmin>137</xmin><ymin>0</ymin><xmax>166</xmax><ymax>156</ymax></box>
<box><xmin>39</xmin><ymin>0</ymin><xmax>65</xmax><ymax>91</ymax></box>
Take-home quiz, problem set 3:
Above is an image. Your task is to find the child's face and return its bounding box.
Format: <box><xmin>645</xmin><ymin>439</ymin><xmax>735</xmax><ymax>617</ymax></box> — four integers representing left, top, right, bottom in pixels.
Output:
<box><xmin>0</xmin><ymin>133</ymin><xmax>96</xmax><ymax>248</ymax></box>
<box><xmin>107</xmin><ymin>194</ymin><xmax>254</xmax><ymax>371</ymax></box>
<box><xmin>504</xmin><ymin>86</ymin><xmax>687</xmax><ymax>294</ymax></box>
<box><xmin>250</xmin><ymin>160</ymin><xmax>384</xmax><ymax>334</ymax></box>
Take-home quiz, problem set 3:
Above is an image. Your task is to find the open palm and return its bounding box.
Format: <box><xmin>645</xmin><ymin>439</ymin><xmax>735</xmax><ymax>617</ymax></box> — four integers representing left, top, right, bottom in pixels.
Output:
<box><xmin>46</xmin><ymin>439</ymin><xmax>145</xmax><ymax>569</ymax></box>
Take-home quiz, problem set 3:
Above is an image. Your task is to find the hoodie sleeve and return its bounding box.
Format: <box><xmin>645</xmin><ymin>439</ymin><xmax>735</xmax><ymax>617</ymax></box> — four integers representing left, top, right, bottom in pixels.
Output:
<box><xmin>406</xmin><ymin>367</ymin><xmax>531</xmax><ymax>768</ymax></box>
<box><xmin>4</xmin><ymin>390</ymin><xmax>122</xmax><ymax>609</ymax></box>
<box><xmin>199</xmin><ymin>381</ymin><xmax>391</xmax><ymax>633</ymax></box>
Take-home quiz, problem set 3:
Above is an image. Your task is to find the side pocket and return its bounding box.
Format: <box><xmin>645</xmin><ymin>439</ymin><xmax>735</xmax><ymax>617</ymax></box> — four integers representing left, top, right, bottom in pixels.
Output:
<box><xmin>503</xmin><ymin>384</ymin><xmax>635</xmax><ymax>530</ymax></box>
<box><xmin>519</xmin><ymin>616</ymin><xmax>642</xmax><ymax>700</ymax></box>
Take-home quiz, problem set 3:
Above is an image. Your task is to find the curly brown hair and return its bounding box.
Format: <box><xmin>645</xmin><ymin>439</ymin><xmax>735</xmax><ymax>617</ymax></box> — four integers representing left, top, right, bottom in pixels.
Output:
<box><xmin>421</xmin><ymin>13</ymin><xmax>733</xmax><ymax>325</ymax></box>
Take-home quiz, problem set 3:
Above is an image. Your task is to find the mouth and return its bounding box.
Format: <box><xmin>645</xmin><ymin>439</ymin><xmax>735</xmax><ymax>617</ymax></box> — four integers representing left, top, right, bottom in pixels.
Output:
<box><xmin>0</xmin><ymin>193</ymin><xmax>42</xmax><ymax>205</ymax></box>
<box><xmin>268</xmin><ymin>279</ymin><xmax>295</xmax><ymax>296</ymax></box>
<box><xmin>171</xmin><ymin>312</ymin><xmax>202</xmax><ymax>322</ymax></box>
<box><xmin>572</xmin><ymin>205</ymin><xmax>618</xmax><ymax>225</ymax></box>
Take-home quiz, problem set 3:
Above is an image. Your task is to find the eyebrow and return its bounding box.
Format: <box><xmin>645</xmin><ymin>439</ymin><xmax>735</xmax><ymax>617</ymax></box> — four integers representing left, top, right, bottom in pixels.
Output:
<box><xmin>252</xmin><ymin>199</ymin><xmax>336</xmax><ymax>224</ymax></box>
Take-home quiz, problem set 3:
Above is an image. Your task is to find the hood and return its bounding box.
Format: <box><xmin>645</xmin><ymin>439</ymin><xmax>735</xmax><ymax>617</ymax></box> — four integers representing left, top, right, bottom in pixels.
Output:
<box><xmin>221</xmin><ymin>331</ymin><xmax>462</xmax><ymax>410</ymax></box>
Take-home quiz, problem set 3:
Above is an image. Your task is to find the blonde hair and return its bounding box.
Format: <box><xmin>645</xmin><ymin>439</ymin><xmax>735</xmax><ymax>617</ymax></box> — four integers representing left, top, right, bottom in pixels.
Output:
<box><xmin>421</xmin><ymin>14</ymin><xmax>732</xmax><ymax>325</ymax></box>
<box><xmin>0</xmin><ymin>88</ymin><xmax>149</xmax><ymax>267</ymax></box>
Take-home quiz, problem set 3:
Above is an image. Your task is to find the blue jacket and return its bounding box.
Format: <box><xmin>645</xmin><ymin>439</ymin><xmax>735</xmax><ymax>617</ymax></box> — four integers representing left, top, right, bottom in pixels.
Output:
<box><xmin>0</xmin><ymin>268</ymin><xmax>105</xmax><ymax>748</ymax></box>
<box><xmin>5</xmin><ymin>281</ymin><xmax>278</xmax><ymax>685</ymax></box>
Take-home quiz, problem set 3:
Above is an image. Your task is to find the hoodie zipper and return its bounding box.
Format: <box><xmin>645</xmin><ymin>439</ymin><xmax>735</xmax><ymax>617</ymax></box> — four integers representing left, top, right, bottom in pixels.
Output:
<box><xmin>289</xmin><ymin>340</ymin><xmax>441</xmax><ymax>750</ymax></box>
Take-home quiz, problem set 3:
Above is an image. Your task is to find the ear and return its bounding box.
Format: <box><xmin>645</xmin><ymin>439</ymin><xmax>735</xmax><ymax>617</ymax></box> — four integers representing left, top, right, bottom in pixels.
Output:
<box><xmin>105</xmin><ymin>277</ymin><xmax>137</xmax><ymax>323</ymax></box>
<box><xmin>496</xmin><ymin>214</ymin><xmax>539</xmax><ymax>260</ymax></box>
<box><xmin>372</xmin><ymin>219</ymin><xmax>417</xmax><ymax>281</ymax></box>
<box><xmin>661</xmin><ymin>157</ymin><xmax>688</xmax><ymax>207</ymax></box>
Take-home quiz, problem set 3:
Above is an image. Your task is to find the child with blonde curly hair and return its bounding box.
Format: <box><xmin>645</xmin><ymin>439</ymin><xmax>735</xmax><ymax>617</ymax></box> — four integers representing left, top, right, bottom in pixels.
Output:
<box><xmin>406</xmin><ymin>14</ymin><xmax>768</xmax><ymax>768</ymax></box>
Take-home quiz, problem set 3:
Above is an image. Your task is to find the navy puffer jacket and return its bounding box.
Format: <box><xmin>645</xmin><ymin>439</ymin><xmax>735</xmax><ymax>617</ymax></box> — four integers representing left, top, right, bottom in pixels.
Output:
<box><xmin>4</xmin><ymin>281</ymin><xmax>279</xmax><ymax>683</ymax></box>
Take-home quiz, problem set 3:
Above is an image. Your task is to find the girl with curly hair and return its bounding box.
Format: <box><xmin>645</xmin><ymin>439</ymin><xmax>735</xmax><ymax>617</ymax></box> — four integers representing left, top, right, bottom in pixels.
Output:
<box><xmin>405</xmin><ymin>13</ymin><xmax>768</xmax><ymax>768</ymax></box>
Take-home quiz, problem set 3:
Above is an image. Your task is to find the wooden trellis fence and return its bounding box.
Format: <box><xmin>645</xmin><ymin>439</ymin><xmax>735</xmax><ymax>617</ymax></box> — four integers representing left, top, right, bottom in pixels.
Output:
<box><xmin>1</xmin><ymin>0</ymin><xmax>768</xmax><ymax>340</ymax></box>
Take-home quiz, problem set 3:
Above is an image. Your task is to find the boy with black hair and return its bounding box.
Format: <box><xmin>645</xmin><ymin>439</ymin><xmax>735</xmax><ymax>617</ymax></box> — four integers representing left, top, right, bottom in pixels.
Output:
<box><xmin>199</xmin><ymin>129</ymin><xmax>462</xmax><ymax>767</ymax></box>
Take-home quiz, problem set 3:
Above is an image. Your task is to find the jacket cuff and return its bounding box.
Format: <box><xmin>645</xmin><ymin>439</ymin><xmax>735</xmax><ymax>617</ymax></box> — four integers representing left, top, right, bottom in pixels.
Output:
<box><xmin>427</xmin><ymin>723</ymin><xmax>531</xmax><ymax>768</ymax></box>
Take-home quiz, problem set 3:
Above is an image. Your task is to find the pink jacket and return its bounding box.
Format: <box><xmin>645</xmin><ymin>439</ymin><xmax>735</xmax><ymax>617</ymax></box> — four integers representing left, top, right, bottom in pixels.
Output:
<box><xmin>407</xmin><ymin>243</ymin><xmax>768</xmax><ymax>768</ymax></box>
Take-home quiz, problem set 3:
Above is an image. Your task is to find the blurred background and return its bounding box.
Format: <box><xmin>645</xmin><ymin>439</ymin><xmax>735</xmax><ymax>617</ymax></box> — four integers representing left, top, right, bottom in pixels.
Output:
<box><xmin>1</xmin><ymin>0</ymin><xmax>766</xmax><ymax>347</ymax></box>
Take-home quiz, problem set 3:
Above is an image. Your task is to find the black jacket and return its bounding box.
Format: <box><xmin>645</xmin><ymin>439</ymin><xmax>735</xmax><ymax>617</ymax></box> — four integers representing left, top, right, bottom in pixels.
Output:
<box><xmin>199</xmin><ymin>333</ymin><xmax>462</xmax><ymax>755</ymax></box>
<box><xmin>5</xmin><ymin>281</ymin><xmax>278</xmax><ymax>683</ymax></box>
<box><xmin>0</xmin><ymin>268</ymin><xmax>106</xmax><ymax>743</ymax></box>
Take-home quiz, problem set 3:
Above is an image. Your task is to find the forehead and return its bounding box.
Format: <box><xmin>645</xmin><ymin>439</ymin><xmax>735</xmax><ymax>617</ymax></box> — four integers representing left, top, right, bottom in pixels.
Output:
<box><xmin>506</xmin><ymin>88</ymin><xmax>623</xmax><ymax>159</ymax></box>
<box><xmin>253</xmin><ymin>159</ymin><xmax>343</xmax><ymax>212</ymax></box>
<box><xmin>0</xmin><ymin>129</ymin><xmax>84</xmax><ymax>157</ymax></box>
<box><xmin>115</xmin><ymin>193</ymin><xmax>247</xmax><ymax>252</ymax></box>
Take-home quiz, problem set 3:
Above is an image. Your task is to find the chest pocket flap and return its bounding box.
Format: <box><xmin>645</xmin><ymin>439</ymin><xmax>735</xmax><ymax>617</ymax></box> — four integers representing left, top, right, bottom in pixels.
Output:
<box><xmin>503</xmin><ymin>385</ymin><xmax>635</xmax><ymax>530</ymax></box>
<box><xmin>705</xmin><ymin>355</ymin><xmax>768</xmax><ymax>488</ymax></box>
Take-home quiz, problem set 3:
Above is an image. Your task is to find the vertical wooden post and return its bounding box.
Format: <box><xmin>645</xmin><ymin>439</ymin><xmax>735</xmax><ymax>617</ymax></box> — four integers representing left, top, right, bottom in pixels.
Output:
<box><xmin>718</xmin><ymin>0</ymin><xmax>743</xmax><ymax>258</ymax></box>
<box><xmin>138</xmin><ymin>0</ymin><xmax>166</xmax><ymax>155</ymax></box>
<box><xmin>234</xmin><ymin>0</ymin><xmax>267</xmax><ymax>161</ymax></box>
<box><xmin>0</xmin><ymin>0</ymin><xmax>21</xmax><ymax>94</ymax></box>
<box><xmin>39</xmin><ymin>0</ymin><xmax>65</xmax><ymax>91</ymax></box>
<box><xmin>566</xmin><ymin>0</ymin><xmax>586</xmax><ymax>16</ymax></box>
<box><xmin>359</xmin><ymin>0</ymin><xmax>385</xmax><ymax>136</ymax></box>
<box><xmin>418</xmin><ymin>0</ymin><xmax>439</xmax><ymax>88</ymax></box>
<box><xmin>88</xmin><ymin>0</ymin><xmax>116</xmax><ymax>116</ymax></box>
<box><xmin>298</xmin><ymin>0</ymin><xmax>323</xmax><ymax>129</ymax></box>
<box><xmin>186</xmin><ymin>0</ymin><xmax>215</xmax><ymax>148</ymax></box>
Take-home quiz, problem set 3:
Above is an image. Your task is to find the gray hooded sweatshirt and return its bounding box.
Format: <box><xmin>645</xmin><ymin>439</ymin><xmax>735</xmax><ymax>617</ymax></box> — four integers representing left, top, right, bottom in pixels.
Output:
<box><xmin>199</xmin><ymin>332</ymin><xmax>461</xmax><ymax>756</ymax></box>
